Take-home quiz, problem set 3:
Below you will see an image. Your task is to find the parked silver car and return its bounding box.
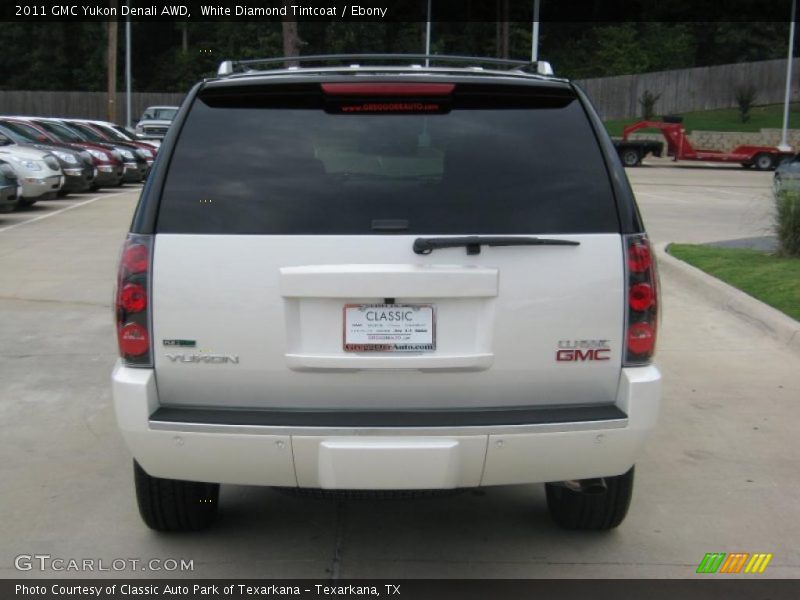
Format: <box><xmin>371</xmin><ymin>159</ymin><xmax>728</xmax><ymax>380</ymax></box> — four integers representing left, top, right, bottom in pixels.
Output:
<box><xmin>773</xmin><ymin>154</ymin><xmax>800</xmax><ymax>192</ymax></box>
<box><xmin>0</xmin><ymin>137</ymin><xmax>63</xmax><ymax>206</ymax></box>
<box><xmin>0</xmin><ymin>123</ymin><xmax>94</xmax><ymax>195</ymax></box>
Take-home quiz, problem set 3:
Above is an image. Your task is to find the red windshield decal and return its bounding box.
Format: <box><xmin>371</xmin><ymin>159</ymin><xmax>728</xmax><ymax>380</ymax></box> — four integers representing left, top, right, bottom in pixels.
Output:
<box><xmin>339</xmin><ymin>102</ymin><xmax>442</xmax><ymax>113</ymax></box>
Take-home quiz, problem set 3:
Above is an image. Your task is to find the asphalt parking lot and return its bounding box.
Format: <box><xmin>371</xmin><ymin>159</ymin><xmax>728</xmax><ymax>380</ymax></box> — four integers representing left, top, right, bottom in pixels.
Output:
<box><xmin>1</xmin><ymin>162</ymin><xmax>798</xmax><ymax>579</ymax></box>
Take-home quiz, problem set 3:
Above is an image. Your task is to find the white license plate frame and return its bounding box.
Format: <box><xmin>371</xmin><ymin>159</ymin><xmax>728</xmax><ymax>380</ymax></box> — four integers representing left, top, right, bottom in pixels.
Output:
<box><xmin>343</xmin><ymin>304</ymin><xmax>436</xmax><ymax>352</ymax></box>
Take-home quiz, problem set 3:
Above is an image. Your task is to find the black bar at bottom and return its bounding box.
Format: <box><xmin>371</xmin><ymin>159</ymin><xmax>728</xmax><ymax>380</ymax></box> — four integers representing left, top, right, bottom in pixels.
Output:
<box><xmin>4</xmin><ymin>579</ymin><xmax>800</xmax><ymax>600</ymax></box>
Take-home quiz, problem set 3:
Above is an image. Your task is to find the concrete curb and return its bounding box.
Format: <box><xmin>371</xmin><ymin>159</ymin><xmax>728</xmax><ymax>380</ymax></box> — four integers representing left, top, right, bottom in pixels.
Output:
<box><xmin>656</xmin><ymin>242</ymin><xmax>800</xmax><ymax>356</ymax></box>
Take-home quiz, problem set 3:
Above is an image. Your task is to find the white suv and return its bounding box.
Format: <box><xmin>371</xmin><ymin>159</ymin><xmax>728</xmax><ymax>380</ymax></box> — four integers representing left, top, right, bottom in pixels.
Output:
<box><xmin>113</xmin><ymin>55</ymin><xmax>661</xmax><ymax>532</ymax></box>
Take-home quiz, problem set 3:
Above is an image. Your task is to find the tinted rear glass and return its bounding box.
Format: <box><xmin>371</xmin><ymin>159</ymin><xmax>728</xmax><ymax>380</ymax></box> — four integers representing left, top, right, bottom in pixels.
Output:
<box><xmin>157</xmin><ymin>83</ymin><xmax>618</xmax><ymax>234</ymax></box>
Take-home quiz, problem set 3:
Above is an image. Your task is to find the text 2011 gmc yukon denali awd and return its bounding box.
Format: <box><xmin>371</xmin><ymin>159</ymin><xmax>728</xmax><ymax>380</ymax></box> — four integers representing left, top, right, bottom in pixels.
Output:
<box><xmin>112</xmin><ymin>55</ymin><xmax>661</xmax><ymax>532</ymax></box>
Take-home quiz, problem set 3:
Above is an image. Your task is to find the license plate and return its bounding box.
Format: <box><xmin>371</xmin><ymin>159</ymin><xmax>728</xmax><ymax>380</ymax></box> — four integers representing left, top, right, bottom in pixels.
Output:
<box><xmin>344</xmin><ymin>304</ymin><xmax>435</xmax><ymax>352</ymax></box>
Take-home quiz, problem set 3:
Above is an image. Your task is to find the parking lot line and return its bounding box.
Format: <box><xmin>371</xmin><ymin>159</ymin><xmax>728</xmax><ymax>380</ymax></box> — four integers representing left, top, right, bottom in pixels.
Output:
<box><xmin>0</xmin><ymin>191</ymin><xmax>129</xmax><ymax>233</ymax></box>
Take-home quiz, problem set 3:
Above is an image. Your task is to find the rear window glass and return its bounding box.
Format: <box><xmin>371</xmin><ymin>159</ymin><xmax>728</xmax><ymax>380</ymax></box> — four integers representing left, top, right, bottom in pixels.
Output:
<box><xmin>156</xmin><ymin>84</ymin><xmax>618</xmax><ymax>234</ymax></box>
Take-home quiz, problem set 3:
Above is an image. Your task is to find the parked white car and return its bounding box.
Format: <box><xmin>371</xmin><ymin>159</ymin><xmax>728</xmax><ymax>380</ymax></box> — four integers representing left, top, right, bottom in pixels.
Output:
<box><xmin>77</xmin><ymin>119</ymin><xmax>160</xmax><ymax>152</ymax></box>
<box><xmin>0</xmin><ymin>138</ymin><xmax>63</xmax><ymax>206</ymax></box>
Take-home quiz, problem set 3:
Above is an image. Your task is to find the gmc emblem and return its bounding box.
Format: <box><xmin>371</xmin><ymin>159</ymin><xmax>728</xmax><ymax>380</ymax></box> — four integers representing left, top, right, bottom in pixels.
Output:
<box><xmin>556</xmin><ymin>349</ymin><xmax>611</xmax><ymax>362</ymax></box>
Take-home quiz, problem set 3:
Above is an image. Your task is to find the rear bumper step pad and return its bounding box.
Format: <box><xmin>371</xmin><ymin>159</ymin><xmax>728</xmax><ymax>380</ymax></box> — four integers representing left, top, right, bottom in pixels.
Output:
<box><xmin>150</xmin><ymin>404</ymin><xmax>626</xmax><ymax>429</ymax></box>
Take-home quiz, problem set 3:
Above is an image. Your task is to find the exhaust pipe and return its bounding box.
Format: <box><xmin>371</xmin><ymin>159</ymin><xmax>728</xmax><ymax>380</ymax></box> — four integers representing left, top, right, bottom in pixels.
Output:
<box><xmin>562</xmin><ymin>478</ymin><xmax>608</xmax><ymax>495</ymax></box>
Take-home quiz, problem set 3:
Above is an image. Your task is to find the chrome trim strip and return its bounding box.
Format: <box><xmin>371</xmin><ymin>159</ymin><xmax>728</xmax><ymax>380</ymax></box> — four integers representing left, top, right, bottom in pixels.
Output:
<box><xmin>148</xmin><ymin>418</ymin><xmax>628</xmax><ymax>437</ymax></box>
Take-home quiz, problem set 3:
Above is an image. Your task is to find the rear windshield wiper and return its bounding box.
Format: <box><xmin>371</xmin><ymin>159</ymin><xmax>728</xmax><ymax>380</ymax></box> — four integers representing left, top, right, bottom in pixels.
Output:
<box><xmin>413</xmin><ymin>236</ymin><xmax>580</xmax><ymax>255</ymax></box>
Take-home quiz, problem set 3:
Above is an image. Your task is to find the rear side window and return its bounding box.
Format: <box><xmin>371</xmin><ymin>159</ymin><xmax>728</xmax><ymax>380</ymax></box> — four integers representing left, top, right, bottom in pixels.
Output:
<box><xmin>156</xmin><ymin>83</ymin><xmax>618</xmax><ymax>234</ymax></box>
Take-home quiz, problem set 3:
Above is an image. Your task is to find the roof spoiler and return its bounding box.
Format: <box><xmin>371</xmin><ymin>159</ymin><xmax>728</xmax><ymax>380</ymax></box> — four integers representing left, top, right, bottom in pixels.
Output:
<box><xmin>216</xmin><ymin>54</ymin><xmax>554</xmax><ymax>78</ymax></box>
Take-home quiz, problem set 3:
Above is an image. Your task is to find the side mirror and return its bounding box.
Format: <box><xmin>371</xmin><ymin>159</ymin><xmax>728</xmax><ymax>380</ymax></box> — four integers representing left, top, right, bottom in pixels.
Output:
<box><xmin>0</xmin><ymin>134</ymin><xmax>11</xmax><ymax>146</ymax></box>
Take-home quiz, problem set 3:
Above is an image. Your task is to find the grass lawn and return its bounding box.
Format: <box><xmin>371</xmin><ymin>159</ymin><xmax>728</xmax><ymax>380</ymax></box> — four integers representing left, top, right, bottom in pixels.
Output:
<box><xmin>667</xmin><ymin>244</ymin><xmax>800</xmax><ymax>321</ymax></box>
<box><xmin>605</xmin><ymin>103</ymin><xmax>800</xmax><ymax>137</ymax></box>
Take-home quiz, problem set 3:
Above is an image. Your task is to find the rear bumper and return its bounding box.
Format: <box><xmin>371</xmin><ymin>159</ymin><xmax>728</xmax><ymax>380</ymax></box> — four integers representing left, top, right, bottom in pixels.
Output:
<box><xmin>112</xmin><ymin>363</ymin><xmax>660</xmax><ymax>488</ymax></box>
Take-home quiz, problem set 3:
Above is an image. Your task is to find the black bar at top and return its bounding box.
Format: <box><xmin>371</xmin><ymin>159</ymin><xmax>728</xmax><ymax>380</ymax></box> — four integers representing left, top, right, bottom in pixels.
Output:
<box><xmin>2</xmin><ymin>0</ymin><xmax>796</xmax><ymax>23</ymax></box>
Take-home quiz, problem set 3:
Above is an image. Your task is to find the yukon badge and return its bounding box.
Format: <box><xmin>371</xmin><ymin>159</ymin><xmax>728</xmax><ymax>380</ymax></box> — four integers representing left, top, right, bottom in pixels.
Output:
<box><xmin>165</xmin><ymin>353</ymin><xmax>240</xmax><ymax>364</ymax></box>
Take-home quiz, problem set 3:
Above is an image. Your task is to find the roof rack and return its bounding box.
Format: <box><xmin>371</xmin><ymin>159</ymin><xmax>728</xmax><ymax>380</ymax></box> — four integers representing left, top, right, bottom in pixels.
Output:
<box><xmin>216</xmin><ymin>54</ymin><xmax>555</xmax><ymax>78</ymax></box>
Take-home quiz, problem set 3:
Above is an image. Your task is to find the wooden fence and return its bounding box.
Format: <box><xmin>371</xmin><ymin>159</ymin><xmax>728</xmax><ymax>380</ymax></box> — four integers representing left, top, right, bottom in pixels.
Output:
<box><xmin>575</xmin><ymin>58</ymin><xmax>800</xmax><ymax>120</ymax></box>
<box><xmin>0</xmin><ymin>58</ymin><xmax>798</xmax><ymax>123</ymax></box>
<box><xmin>0</xmin><ymin>91</ymin><xmax>185</xmax><ymax>122</ymax></box>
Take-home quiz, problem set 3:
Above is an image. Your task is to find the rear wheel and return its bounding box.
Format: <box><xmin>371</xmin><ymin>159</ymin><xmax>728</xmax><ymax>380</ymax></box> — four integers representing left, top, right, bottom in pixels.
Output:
<box><xmin>133</xmin><ymin>460</ymin><xmax>220</xmax><ymax>532</ymax></box>
<box><xmin>16</xmin><ymin>198</ymin><xmax>36</xmax><ymax>208</ymax></box>
<box><xmin>619</xmin><ymin>148</ymin><xmax>641</xmax><ymax>167</ymax></box>
<box><xmin>754</xmin><ymin>153</ymin><xmax>776</xmax><ymax>171</ymax></box>
<box><xmin>545</xmin><ymin>467</ymin><xmax>634</xmax><ymax>530</ymax></box>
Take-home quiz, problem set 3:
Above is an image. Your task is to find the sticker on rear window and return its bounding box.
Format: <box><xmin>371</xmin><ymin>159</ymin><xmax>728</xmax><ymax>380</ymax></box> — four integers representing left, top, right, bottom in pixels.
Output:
<box><xmin>327</xmin><ymin>101</ymin><xmax>450</xmax><ymax>114</ymax></box>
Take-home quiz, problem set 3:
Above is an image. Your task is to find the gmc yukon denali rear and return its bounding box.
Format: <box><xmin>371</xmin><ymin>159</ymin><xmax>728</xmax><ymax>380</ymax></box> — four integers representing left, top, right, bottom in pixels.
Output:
<box><xmin>112</xmin><ymin>55</ymin><xmax>661</xmax><ymax>532</ymax></box>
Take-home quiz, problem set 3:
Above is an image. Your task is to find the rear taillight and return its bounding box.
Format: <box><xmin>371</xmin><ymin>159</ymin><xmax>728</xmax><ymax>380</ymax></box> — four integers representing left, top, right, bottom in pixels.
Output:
<box><xmin>624</xmin><ymin>234</ymin><xmax>659</xmax><ymax>366</ymax></box>
<box><xmin>115</xmin><ymin>234</ymin><xmax>153</xmax><ymax>366</ymax></box>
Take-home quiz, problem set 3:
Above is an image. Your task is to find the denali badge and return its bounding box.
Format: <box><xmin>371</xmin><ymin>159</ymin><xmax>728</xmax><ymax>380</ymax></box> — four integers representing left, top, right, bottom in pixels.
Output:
<box><xmin>163</xmin><ymin>339</ymin><xmax>196</xmax><ymax>347</ymax></box>
<box><xmin>556</xmin><ymin>340</ymin><xmax>611</xmax><ymax>362</ymax></box>
<box><xmin>165</xmin><ymin>354</ymin><xmax>240</xmax><ymax>364</ymax></box>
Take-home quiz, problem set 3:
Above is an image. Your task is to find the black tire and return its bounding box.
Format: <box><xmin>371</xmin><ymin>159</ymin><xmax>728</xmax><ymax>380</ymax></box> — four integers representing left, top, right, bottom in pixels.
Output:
<box><xmin>754</xmin><ymin>153</ymin><xmax>776</xmax><ymax>171</ymax></box>
<box><xmin>16</xmin><ymin>198</ymin><xmax>36</xmax><ymax>208</ymax></box>
<box><xmin>546</xmin><ymin>467</ymin><xmax>634</xmax><ymax>530</ymax></box>
<box><xmin>133</xmin><ymin>460</ymin><xmax>220</xmax><ymax>532</ymax></box>
<box><xmin>620</xmin><ymin>148</ymin><xmax>641</xmax><ymax>167</ymax></box>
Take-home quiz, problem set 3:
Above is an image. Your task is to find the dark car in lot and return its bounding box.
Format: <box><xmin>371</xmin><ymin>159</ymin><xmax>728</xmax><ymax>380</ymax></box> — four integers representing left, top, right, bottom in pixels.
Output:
<box><xmin>0</xmin><ymin>159</ymin><xmax>21</xmax><ymax>212</ymax></box>
<box><xmin>61</xmin><ymin>120</ymin><xmax>150</xmax><ymax>180</ymax></box>
<box><xmin>0</xmin><ymin>123</ymin><xmax>94</xmax><ymax>195</ymax></box>
<box><xmin>32</xmin><ymin>118</ymin><xmax>147</xmax><ymax>183</ymax></box>
<box><xmin>0</xmin><ymin>117</ymin><xmax>124</xmax><ymax>188</ymax></box>
<box><xmin>67</xmin><ymin>120</ymin><xmax>158</xmax><ymax>167</ymax></box>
